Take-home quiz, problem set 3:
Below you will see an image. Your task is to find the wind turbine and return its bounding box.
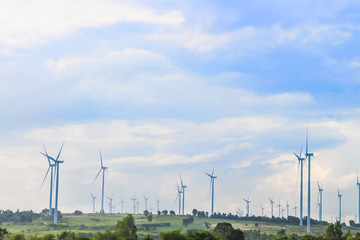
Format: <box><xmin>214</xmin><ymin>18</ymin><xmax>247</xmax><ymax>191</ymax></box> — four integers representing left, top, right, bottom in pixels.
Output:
<box><xmin>93</xmin><ymin>150</ymin><xmax>108</xmax><ymax>214</ymax></box>
<box><xmin>175</xmin><ymin>184</ymin><xmax>183</xmax><ymax>215</ymax></box>
<box><xmin>338</xmin><ymin>189</ymin><xmax>343</xmax><ymax>224</ymax></box>
<box><xmin>40</xmin><ymin>142</ymin><xmax>64</xmax><ymax>224</ymax></box>
<box><xmin>120</xmin><ymin>199</ymin><xmax>124</xmax><ymax>213</ymax></box>
<box><xmin>286</xmin><ymin>202</ymin><xmax>290</xmax><ymax>219</ymax></box>
<box><xmin>294</xmin><ymin>204</ymin><xmax>298</xmax><ymax>217</ymax></box>
<box><xmin>305</xmin><ymin>125</ymin><xmax>314</xmax><ymax>233</ymax></box>
<box><xmin>294</xmin><ymin>142</ymin><xmax>305</xmax><ymax>226</ymax></box>
<box><xmin>205</xmin><ymin>168</ymin><xmax>217</xmax><ymax>216</ymax></box>
<box><xmin>277</xmin><ymin>202</ymin><xmax>281</xmax><ymax>218</ymax></box>
<box><xmin>143</xmin><ymin>196</ymin><xmax>148</xmax><ymax>211</ymax></box>
<box><xmin>131</xmin><ymin>196</ymin><xmax>136</xmax><ymax>214</ymax></box>
<box><xmin>261</xmin><ymin>204</ymin><xmax>264</xmax><ymax>217</ymax></box>
<box><xmin>318</xmin><ymin>182</ymin><xmax>323</xmax><ymax>221</ymax></box>
<box><xmin>269</xmin><ymin>198</ymin><xmax>275</xmax><ymax>217</ymax></box>
<box><xmin>243</xmin><ymin>196</ymin><xmax>251</xmax><ymax>217</ymax></box>
<box><xmin>107</xmin><ymin>196</ymin><xmax>114</xmax><ymax>214</ymax></box>
<box><xmin>180</xmin><ymin>177</ymin><xmax>187</xmax><ymax>215</ymax></box>
<box><xmin>90</xmin><ymin>193</ymin><xmax>96</xmax><ymax>214</ymax></box>
<box><xmin>41</xmin><ymin>145</ymin><xmax>56</xmax><ymax>216</ymax></box>
<box><xmin>156</xmin><ymin>198</ymin><xmax>160</xmax><ymax>213</ymax></box>
<box><xmin>136</xmin><ymin>199</ymin><xmax>140</xmax><ymax>213</ymax></box>
<box><xmin>357</xmin><ymin>174</ymin><xmax>360</xmax><ymax>223</ymax></box>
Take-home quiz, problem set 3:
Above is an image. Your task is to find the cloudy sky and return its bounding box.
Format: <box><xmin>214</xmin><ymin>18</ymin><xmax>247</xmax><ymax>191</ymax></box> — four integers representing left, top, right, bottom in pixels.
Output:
<box><xmin>1</xmin><ymin>0</ymin><xmax>360</xmax><ymax>224</ymax></box>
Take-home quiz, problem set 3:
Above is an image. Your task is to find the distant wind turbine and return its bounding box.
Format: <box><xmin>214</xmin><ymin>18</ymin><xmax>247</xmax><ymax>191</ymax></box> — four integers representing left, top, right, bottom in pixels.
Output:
<box><xmin>41</xmin><ymin>145</ymin><xmax>56</xmax><ymax>217</ymax></box>
<box><xmin>305</xmin><ymin>125</ymin><xmax>314</xmax><ymax>233</ymax></box>
<box><xmin>180</xmin><ymin>177</ymin><xmax>187</xmax><ymax>215</ymax></box>
<box><xmin>293</xmin><ymin>204</ymin><xmax>298</xmax><ymax>217</ymax></box>
<box><xmin>90</xmin><ymin>193</ymin><xmax>96</xmax><ymax>214</ymax></box>
<box><xmin>131</xmin><ymin>196</ymin><xmax>136</xmax><ymax>214</ymax></box>
<box><xmin>261</xmin><ymin>204</ymin><xmax>264</xmax><ymax>217</ymax></box>
<box><xmin>175</xmin><ymin>184</ymin><xmax>183</xmax><ymax>215</ymax></box>
<box><xmin>144</xmin><ymin>196</ymin><xmax>148</xmax><ymax>211</ymax></box>
<box><xmin>294</xmin><ymin>141</ymin><xmax>305</xmax><ymax>226</ymax></box>
<box><xmin>318</xmin><ymin>182</ymin><xmax>323</xmax><ymax>221</ymax></box>
<box><xmin>243</xmin><ymin>196</ymin><xmax>251</xmax><ymax>217</ymax></box>
<box><xmin>277</xmin><ymin>202</ymin><xmax>281</xmax><ymax>218</ymax></box>
<box><xmin>156</xmin><ymin>198</ymin><xmax>160</xmax><ymax>213</ymax></box>
<box><xmin>205</xmin><ymin>167</ymin><xmax>217</xmax><ymax>216</ymax></box>
<box><xmin>338</xmin><ymin>189</ymin><xmax>343</xmax><ymax>223</ymax></box>
<box><xmin>40</xmin><ymin>142</ymin><xmax>64</xmax><ymax>224</ymax></box>
<box><xmin>107</xmin><ymin>196</ymin><xmax>114</xmax><ymax>214</ymax></box>
<box><xmin>286</xmin><ymin>202</ymin><xmax>290</xmax><ymax>219</ymax></box>
<box><xmin>93</xmin><ymin>150</ymin><xmax>108</xmax><ymax>214</ymax></box>
<box><xmin>269</xmin><ymin>198</ymin><xmax>275</xmax><ymax>217</ymax></box>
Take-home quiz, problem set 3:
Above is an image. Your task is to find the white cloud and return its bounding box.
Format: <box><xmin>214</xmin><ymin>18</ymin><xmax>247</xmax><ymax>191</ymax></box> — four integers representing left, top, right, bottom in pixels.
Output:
<box><xmin>0</xmin><ymin>0</ymin><xmax>184</xmax><ymax>47</ymax></box>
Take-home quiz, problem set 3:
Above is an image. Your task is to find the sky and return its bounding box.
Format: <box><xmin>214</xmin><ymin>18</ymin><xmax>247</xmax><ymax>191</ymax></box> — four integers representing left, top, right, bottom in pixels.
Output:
<box><xmin>1</xmin><ymin>0</ymin><xmax>360</xmax><ymax>224</ymax></box>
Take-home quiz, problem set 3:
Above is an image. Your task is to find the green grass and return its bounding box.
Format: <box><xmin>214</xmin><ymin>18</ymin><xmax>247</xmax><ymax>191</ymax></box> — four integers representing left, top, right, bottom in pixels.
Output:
<box><xmin>1</xmin><ymin>213</ymin><xmax>360</xmax><ymax>238</ymax></box>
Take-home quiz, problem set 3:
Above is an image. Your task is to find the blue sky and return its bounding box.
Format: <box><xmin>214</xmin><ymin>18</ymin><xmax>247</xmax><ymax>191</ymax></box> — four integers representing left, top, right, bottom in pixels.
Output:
<box><xmin>1</xmin><ymin>0</ymin><xmax>360</xmax><ymax>224</ymax></box>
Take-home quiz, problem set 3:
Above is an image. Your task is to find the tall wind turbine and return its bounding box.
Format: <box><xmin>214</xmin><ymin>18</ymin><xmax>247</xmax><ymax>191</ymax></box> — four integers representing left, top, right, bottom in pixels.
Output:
<box><xmin>156</xmin><ymin>198</ymin><xmax>160</xmax><ymax>213</ymax></box>
<box><xmin>90</xmin><ymin>193</ymin><xmax>96</xmax><ymax>214</ymax></box>
<box><xmin>357</xmin><ymin>174</ymin><xmax>360</xmax><ymax>223</ymax></box>
<box><xmin>277</xmin><ymin>202</ymin><xmax>281</xmax><ymax>218</ymax></box>
<box><xmin>305</xmin><ymin>126</ymin><xmax>314</xmax><ymax>233</ymax></box>
<box><xmin>40</xmin><ymin>143</ymin><xmax>64</xmax><ymax>224</ymax></box>
<box><xmin>294</xmin><ymin>142</ymin><xmax>305</xmax><ymax>226</ymax></box>
<box><xmin>243</xmin><ymin>196</ymin><xmax>251</xmax><ymax>217</ymax></box>
<box><xmin>176</xmin><ymin>184</ymin><xmax>183</xmax><ymax>215</ymax></box>
<box><xmin>180</xmin><ymin>177</ymin><xmax>187</xmax><ymax>216</ymax></box>
<box><xmin>131</xmin><ymin>196</ymin><xmax>136</xmax><ymax>214</ymax></box>
<box><xmin>294</xmin><ymin>204</ymin><xmax>298</xmax><ymax>217</ymax></box>
<box><xmin>144</xmin><ymin>196</ymin><xmax>148</xmax><ymax>211</ymax></box>
<box><xmin>41</xmin><ymin>145</ymin><xmax>56</xmax><ymax>216</ymax></box>
<box><xmin>269</xmin><ymin>198</ymin><xmax>275</xmax><ymax>217</ymax></box>
<box><xmin>93</xmin><ymin>150</ymin><xmax>108</xmax><ymax>214</ymax></box>
<box><xmin>205</xmin><ymin>168</ymin><xmax>217</xmax><ymax>216</ymax></box>
<box><xmin>286</xmin><ymin>202</ymin><xmax>290</xmax><ymax>219</ymax></box>
<box><xmin>338</xmin><ymin>189</ymin><xmax>343</xmax><ymax>224</ymax></box>
<box><xmin>318</xmin><ymin>182</ymin><xmax>323</xmax><ymax>221</ymax></box>
<box><xmin>107</xmin><ymin>196</ymin><xmax>114</xmax><ymax>214</ymax></box>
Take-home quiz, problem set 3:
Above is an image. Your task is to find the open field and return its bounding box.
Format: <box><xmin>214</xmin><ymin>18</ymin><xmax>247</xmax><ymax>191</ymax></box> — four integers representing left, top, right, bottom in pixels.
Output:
<box><xmin>2</xmin><ymin>213</ymin><xmax>360</xmax><ymax>239</ymax></box>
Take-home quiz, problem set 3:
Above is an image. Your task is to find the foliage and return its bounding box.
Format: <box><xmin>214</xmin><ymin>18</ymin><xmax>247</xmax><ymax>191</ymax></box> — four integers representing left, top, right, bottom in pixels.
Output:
<box><xmin>160</xmin><ymin>230</ymin><xmax>186</xmax><ymax>240</ymax></box>
<box><xmin>144</xmin><ymin>210</ymin><xmax>149</xmax><ymax>216</ymax></box>
<box><xmin>324</xmin><ymin>221</ymin><xmax>342</xmax><ymax>240</ymax></box>
<box><xmin>192</xmin><ymin>209</ymin><xmax>198</xmax><ymax>216</ymax></box>
<box><xmin>182</xmin><ymin>216</ymin><xmax>194</xmax><ymax>227</ymax></box>
<box><xmin>147</xmin><ymin>215</ymin><xmax>153</xmax><ymax>222</ymax></box>
<box><xmin>214</xmin><ymin>222</ymin><xmax>244</xmax><ymax>240</ymax></box>
<box><xmin>74</xmin><ymin>211</ymin><xmax>83</xmax><ymax>216</ymax></box>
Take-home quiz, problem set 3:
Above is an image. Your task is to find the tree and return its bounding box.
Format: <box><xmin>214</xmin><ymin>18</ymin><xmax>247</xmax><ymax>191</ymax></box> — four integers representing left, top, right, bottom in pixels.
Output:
<box><xmin>162</xmin><ymin>210</ymin><xmax>168</xmax><ymax>215</ymax></box>
<box><xmin>169</xmin><ymin>210</ymin><xmax>175</xmax><ymax>215</ymax></box>
<box><xmin>324</xmin><ymin>221</ymin><xmax>342</xmax><ymax>240</ymax></box>
<box><xmin>214</xmin><ymin>222</ymin><xmax>244</xmax><ymax>240</ymax></box>
<box><xmin>143</xmin><ymin>210</ymin><xmax>149</xmax><ymax>216</ymax></box>
<box><xmin>147</xmin><ymin>214</ymin><xmax>153</xmax><ymax>222</ymax></box>
<box><xmin>115</xmin><ymin>214</ymin><xmax>138</xmax><ymax>240</ymax></box>
<box><xmin>74</xmin><ymin>210</ymin><xmax>83</xmax><ymax>216</ymax></box>
<box><xmin>192</xmin><ymin>209</ymin><xmax>198</xmax><ymax>216</ymax></box>
<box><xmin>160</xmin><ymin>230</ymin><xmax>186</xmax><ymax>240</ymax></box>
<box><xmin>186</xmin><ymin>231</ymin><xmax>218</xmax><ymax>240</ymax></box>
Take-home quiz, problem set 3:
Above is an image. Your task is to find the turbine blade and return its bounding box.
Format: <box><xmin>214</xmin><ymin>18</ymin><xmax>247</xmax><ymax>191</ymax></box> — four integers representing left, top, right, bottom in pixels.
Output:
<box><xmin>204</xmin><ymin>172</ymin><xmax>212</xmax><ymax>178</ymax></box>
<box><xmin>212</xmin><ymin>166</ymin><xmax>215</xmax><ymax>176</ymax></box>
<box><xmin>293</xmin><ymin>152</ymin><xmax>300</xmax><ymax>159</ymax></box>
<box><xmin>56</xmin><ymin>142</ymin><xmax>64</xmax><ymax>161</ymax></box>
<box><xmin>180</xmin><ymin>176</ymin><xmax>184</xmax><ymax>188</ymax></box>
<box><xmin>306</xmin><ymin>123</ymin><xmax>309</xmax><ymax>155</ymax></box>
<box><xmin>300</xmin><ymin>140</ymin><xmax>303</xmax><ymax>158</ymax></box>
<box><xmin>93</xmin><ymin>169</ymin><xmax>102</xmax><ymax>184</ymax></box>
<box><xmin>41</xmin><ymin>166</ymin><xmax>51</xmax><ymax>188</ymax></box>
<box><xmin>41</xmin><ymin>152</ymin><xmax>55</xmax><ymax>161</ymax></box>
<box><xmin>100</xmin><ymin>149</ymin><xmax>103</xmax><ymax>168</ymax></box>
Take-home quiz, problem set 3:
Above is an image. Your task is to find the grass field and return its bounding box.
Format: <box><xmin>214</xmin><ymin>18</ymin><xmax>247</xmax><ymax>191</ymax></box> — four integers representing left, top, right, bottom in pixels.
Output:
<box><xmin>1</xmin><ymin>213</ymin><xmax>360</xmax><ymax>239</ymax></box>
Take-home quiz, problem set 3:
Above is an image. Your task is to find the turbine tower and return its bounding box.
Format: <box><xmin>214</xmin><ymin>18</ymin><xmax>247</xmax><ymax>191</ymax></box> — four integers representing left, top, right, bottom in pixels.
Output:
<box><xmin>131</xmin><ymin>196</ymin><xmax>136</xmax><ymax>214</ymax></box>
<box><xmin>243</xmin><ymin>196</ymin><xmax>251</xmax><ymax>217</ymax></box>
<box><xmin>305</xmin><ymin>125</ymin><xmax>314</xmax><ymax>233</ymax></box>
<box><xmin>180</xmin><ymin>177</ymin><xmax>187</xmax><ymax>216</ymax></box>
<box><xmin>286</xmin><ymin>202</ymin><xmax>290</xmax><ymax>219</ymax></box>
<box><xmin>261</xmin><ymin>204</ymin><xmax>264</xmax><ymax>217</ymax></box>
<box><xmin>294</xmin><ymin>142</ymin><xmax>305</xmax><ymax>226</ymax></box>
<box><xmin>318</xmin><ymin>182</ymin><xmax>323</xmax><ymax>221</ymax></box>
<box><xmin>338</xmin><ymin>189</ymin><xmax>343</xmax><ymax>224</ymax></box>
<box><xmin>144</xmin><ymin>196</ymin><xmax>148</xmax><ymax>211</ymax></box>
<box><xmin>90</xmin><ymin>193</ymin><xmax>96</xmax><ymax>214</ymax></box>
<box><xmin>120</xmin><ymin>199</ymin><xmax>124</xmax><ymax>213</ymax></box>
<box><xmin>294</xmin><ymin>205</ymin><xmax>298</xmax><ymax>217</ymax></box>
<box><xmin>93</xmin><ymin>150</ymin><xmax>108</xmax><ymax>214</ymax></box>
<box><xmin>41</xmin><ymin>145</ymin><xmax>56</xmax><ymax>216</ymax></box>
<box><xmin>277</xmin><ymin>202</ymin><xmax>281</xmax><ymax>218</ymax></box>
<box><xmin>156</xmin><ymin>198</ymin><xmax>160</xmax><ymax>213</ymax></box>
<box><xmin>40</xmin><ymin>142</ymin><xmax>64</xmax><ymax>224</ymax></box>
<box><xmin>205</xmin><ymin>167</ymin><xmax>217</xmax><ymax>216</ymax></box>
<box><xmin>269</xmin><ymin>198</ymin><xmax>275</xmax><ymax>217</ymax></box>
<box><xmin>107</xmin><ymin>196</ymin><xmax>114</xmax><ymax>214</ymax></box>
<box><xmin>357</xmin><ymin>174</ymin><xmax>360</xmax><ymax>223</ymax></box>
<box><xmin>176</xmin><ymin>184</ymin><xmax>183</xmax><ymax>215</ymax></box>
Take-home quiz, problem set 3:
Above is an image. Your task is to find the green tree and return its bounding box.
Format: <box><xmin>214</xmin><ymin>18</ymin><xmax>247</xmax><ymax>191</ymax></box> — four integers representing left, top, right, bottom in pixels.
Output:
<box><xmin>147</xmin><ymin>214</ymin><xmax>153</xmax><ymax>222</ymax></box>
<box><xmin>192</xmin><ymin>209</ymin><xmax>198</xmax><ymax>216</ymax></box>
<box><xmin>324</xmin><ymin>221</ymin><xmax>342</xmax><ymax>240</ymax></box>
<box><xmin>186</xmin><ymin>230</ymin><xmax>218</xmax><ymax>240</ymax></box>
<box><xmin>214</xmin><ymin>222</ymin><xmax>244</xmax><ymax>240</ymax></box>
<box><xmin>160</xmin><ymin>230</ymin><xmax>186</xmax><ymax>240</ymax></box>
<box><xmin>115</xmin><ymin>214</ymin><xmax>137</xmax><ymax>240</ymax></box>
<box><xmin>10</xmin><ymin>234</ymin><xmax>25</xmax><ymax>240</ymax></box>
